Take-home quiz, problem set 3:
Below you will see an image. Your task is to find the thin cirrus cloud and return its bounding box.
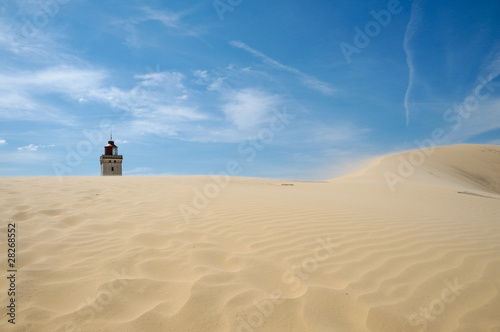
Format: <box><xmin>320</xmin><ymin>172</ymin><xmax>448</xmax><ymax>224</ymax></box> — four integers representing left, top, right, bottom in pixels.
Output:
<box><xmin>135</xmin><ymin>71</ymin><xmax>185</xmax><ymax>88</ymax></box>
<box><xmin>0</xmin><ymin>66</ymin><xmax>106</xmax><ymax>99</ymax></box>
<box><xmin>403</xmin><ymin>0</ymin><xmax>424</xmax><ymax>127</ymax></box>
<box><xmin>192</xmin><ymin>69</ymin><xmax>225</xmax><ymax>91</ymax></box>
<box><xmin>120</xmin><ymin>6</ymin><xmax>205</xmax><ymax>48</ymax></box>
<box><xmin>89</xmin><ymin>70</ymin><xmax>206</xmax><ymax>121</ymax></box>
<box><xmin>402</xmin><ymin>0</ymin><xmax>500</xmax><ymax>139</ymax></box>
<box><xmin>0</xmin><ymin>14</ymin><xmax>83</xmax><ymax>67</ymax></box>
<box><xmin>139</xmin><ymin>6</ymin><xmax>208</xmax><ymax>37</ymax></box>
<box><xmin>0</xmin><ymin>66</ymin><xmax>106</xmax><ymax>124</ymax></box>
<box><xmin>140</xmin><ymin>6</ymin><xmax>181</xmax><ymax>28</ymax></box>
<box><xmin>86</xmin><ymin>70</ymin><xmax>214</xmax><ymax>139</ymax></box>
<box><xmin>230</xmin><ymin>40</ymin><xmax>337</xmax><ymax>96</ymax></box>
<box><xmin>18</xmin><ymin>144</ymin><xmax>55</xmax><ymax>152</ymax></box>
<box><xmin>222</xmin><ymin>88</ymin><xmax>282</xmax><ymax>130</ymax></box>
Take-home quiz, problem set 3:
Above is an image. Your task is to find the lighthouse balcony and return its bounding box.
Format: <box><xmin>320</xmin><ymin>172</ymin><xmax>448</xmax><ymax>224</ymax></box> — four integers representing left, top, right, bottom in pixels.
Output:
<box><xmin>100</xmin><ymin>155</ymin><xmax>123</xmax><ymax>159</ymax></box>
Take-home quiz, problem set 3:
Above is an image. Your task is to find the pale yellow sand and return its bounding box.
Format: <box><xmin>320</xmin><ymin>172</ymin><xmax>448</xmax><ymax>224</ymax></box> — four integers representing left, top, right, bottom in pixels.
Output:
<box><xmin>1</xmin><ymin>144</ymin><xmax>499</xmax><ymax>332</ymax></box>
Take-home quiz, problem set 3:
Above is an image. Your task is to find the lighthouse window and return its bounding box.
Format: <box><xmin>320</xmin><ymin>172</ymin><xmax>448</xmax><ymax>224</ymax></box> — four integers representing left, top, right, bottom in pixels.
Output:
<box><xmin>114</xmin><ymin>160</ymin><xmax>116</xmax><ymax>163</ymax></box>
<box><xmin>111</xmin><ymin>167</ymin><xmax>114</xmax><ymax>171</ymax></box>
<box><xmin>109</xmin><ymin>160</ymin><xmax>111</xmax><ymax>163</ymax></box>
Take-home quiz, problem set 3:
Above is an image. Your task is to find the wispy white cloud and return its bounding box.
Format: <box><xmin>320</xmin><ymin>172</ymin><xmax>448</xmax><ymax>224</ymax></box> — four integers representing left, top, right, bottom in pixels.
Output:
<box><xmin>31</xmin><ymin>66</ymin><xmax>107</xmax><ymax>97</ymax></box>
<box><xmin>140</xmin><ymin>7</ymin><xmax>181</xmax><ymax>29</ymax></box>
<box><xmin>0</xmin><ymin>93</ymin><xmax>76</xmax><ymax>125</ymax></box>
<box><xmin>0</xmin><ymin>13</ymin><xmax>83</xmax><ymax>67</ymax></box>
<box><xmin>18</xmin><ymin>144</ymin><xmax>55</xmax><ymax>152</ymax></box>
<box><xmin>0</xmin><ymin>139</ymin><xmax>6</xmax><ymax>145</ymax></box>
<box><xmin>0</xmin><ymin>66</ymin><xmax>107</xmax><ymax>124</ymax></box>
<box><xmin>230</xmin><ymin>40</ymin><xmax>337</xmax><ymax>96</ymax></box>
<box><xmin>86</xmin><ymin>70</ymin><xmax>212</xmax><ymax>138</ymax></box>
<box><xmin>208</xmin><ymin>78</ymin><xmax>225</xmax><ymax>91</ymax></box>
<box><xmin>90</xmin><ymin>70</ymin><xmax>203</xmax><ymax>119</ymax></box>
<box><xmin>0</xmin><ymin>66</ymin><xmax>106</xmax><ymax>93</ymax></box>
<box><xmin>193</xmin><ymin>69</ymin><xmax>208</xmax><ymax>82</ymax></box>
<box><xmin>403</xmin><ymin>0</ymin><xmax>424</xmax><ymax>127</ymax></box>
<box><xmin>135</xmin><ymin>71</ymin><xmax>185</xmax><ymax>90</ymax></box>
<box><xmin>222</xmin><ymin>88</ymin><xmax>282</xmax><ymax>130</ymax></box>
<box><xmin>192</xmin><ymin>69</ymin><xmax>225</xmax><ymax>91</ymax></box>
<box><xmin>118</xmin><ymin>6</ymin><xmax>205</xmax><ymax>48</ymax></box>
<box><xmin>122</xmin><ymin>23</ymin><xmax>140</xmax><ymax>48</ymax></box>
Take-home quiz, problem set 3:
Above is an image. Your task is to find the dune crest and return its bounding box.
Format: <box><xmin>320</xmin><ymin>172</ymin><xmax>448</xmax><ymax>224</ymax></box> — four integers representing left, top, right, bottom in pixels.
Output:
<box><xmin>338</xmin><ymin>144</ymin><xmax>500</xmax><ymax>195</ymax></box>
<box><xmin>1</xmin><ymin>144</ymin><xmax>499</xmax><ymax>331</ymax></box>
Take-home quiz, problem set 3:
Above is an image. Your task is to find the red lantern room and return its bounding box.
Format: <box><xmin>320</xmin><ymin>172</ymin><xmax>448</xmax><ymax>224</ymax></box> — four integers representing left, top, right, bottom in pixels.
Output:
<box><xmin>104</xmin><ymin>140</ymin><xmax>119</xmax><ymax>156</ymax></box>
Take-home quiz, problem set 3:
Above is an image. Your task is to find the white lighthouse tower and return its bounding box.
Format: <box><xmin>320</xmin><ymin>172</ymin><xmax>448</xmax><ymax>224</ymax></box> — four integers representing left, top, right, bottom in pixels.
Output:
<box><xmin>100</xmin><ymin>134</ymin><xmax>123</xmax><ymax>176</ymax></box>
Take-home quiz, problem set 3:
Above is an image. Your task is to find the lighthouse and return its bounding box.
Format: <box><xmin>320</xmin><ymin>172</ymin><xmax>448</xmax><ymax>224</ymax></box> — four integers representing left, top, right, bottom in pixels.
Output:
<box><xmin>100</xmin><ymin>135</ymin><xmax>123</xmax><ymax>176</ymax></box>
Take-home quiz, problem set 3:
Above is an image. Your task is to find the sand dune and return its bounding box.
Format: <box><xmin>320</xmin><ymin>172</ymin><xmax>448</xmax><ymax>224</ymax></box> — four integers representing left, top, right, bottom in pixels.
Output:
<box><xmin>1</xmin><ymin>144</ymin><xmax>499</xmax><ymax>331</ymax></box>
<box><xmin>341</xmin><ymin>144</ymin><xmax>500</xmax><ymax>195</ymax></box>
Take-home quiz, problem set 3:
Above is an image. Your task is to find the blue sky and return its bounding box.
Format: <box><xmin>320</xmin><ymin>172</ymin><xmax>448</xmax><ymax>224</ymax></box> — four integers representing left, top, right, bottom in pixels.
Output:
<box><xmin>0</xmin><ymin>0</ymin><xmax>499</xmax><ymax>179</ymax></box>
